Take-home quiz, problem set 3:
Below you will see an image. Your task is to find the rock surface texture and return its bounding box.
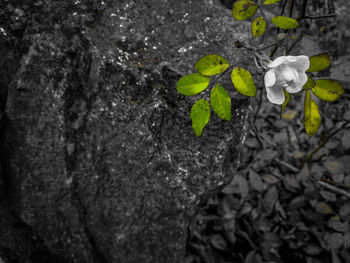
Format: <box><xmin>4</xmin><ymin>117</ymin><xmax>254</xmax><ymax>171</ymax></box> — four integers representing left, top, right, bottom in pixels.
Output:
<box><xmin>0</xmin><ymin>0</ymin><xmax>250</xmax><ymax>262</ymax></box>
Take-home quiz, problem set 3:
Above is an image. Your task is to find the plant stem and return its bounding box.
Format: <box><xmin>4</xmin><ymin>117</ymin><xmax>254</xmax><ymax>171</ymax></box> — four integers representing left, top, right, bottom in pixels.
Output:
<box><xmin>297</xmin><ymin>0</ymin><xmax>308</xmax><ymax>20</ymax></box>
<box><xmin>299</xmin><ymin>120</ymin><xmax>350</xmax><ymax>169</ymax></box>
<box><xmin>289</xmin><ymin>0</ymin><xmax>295</xmax><ymax>18</ymax></box>
<box><xmin>287</xmin><ymin>33</ymin><xmax>303</xmax><ymax>54</ymax></box>
<box><xmin>303</xmin><ymin>14</ymin><xmax>335</xmax><ymax>19</ymax></box>
<box><xmin>270</xmin><ymin>0</ymin><xmax>289</xmax><ymax>57</ymax></box>
<box><xmin>253</xmin><ymin>88</ymin><xmax>263</xmax><ymax>124</ymax></box>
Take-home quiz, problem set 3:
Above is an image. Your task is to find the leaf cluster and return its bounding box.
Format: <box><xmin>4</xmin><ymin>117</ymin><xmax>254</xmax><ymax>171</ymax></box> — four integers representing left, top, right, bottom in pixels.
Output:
<box><xmin>177</xmin><ymin>55</ymin><xmax>256</xmax><ymax>136</ymax></box>
<box><xmin>232</xmin><ymin>0</ymin><xmax>299</xmax><ymax>38</ymax></box>
<box><xmin>298</xmin><ymin>54</ymin><xmax>344</xmax><ymax>136</ymax></box>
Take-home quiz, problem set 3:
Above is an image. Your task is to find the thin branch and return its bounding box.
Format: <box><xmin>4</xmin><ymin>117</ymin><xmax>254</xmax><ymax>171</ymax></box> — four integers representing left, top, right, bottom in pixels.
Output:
<box><xmin>253</xmin><ymin>88</ymin><xmax>263</xmax><ymax>124</ymax></box>
<box><xmin>270</xmin><ymin>0</ymin><xmax>289</xmax><ymax>57</ymax></box>
<box><xmin>297</xmin><ymin>0</ymin><xmax>308</xmax><ymax>20</ymax></box>
<box><xmin>303</xmin><ymin>14</ymin><xmax>335</xmax><ymax>19</ymax></box>
<box><xmin>280</xmin><ymin>0</ymin><xmax>289</xmax><ymax>17</ymax></box>
<box><xmin>269</xmin><ymin>45</ymin><xmax>279</xmax><ymax>58</ymax></box>
<box><xmin>275</xmin><ymin>158</ymin><xmax>299</xmax><ymax>173</ymax></box>
<box><xmin>317</xmin><ymin>181</ymin><xmax>350</xmax><ymax>199</ymax></box>
<box><xmin>300</xmin><ymin>120</ymin><xmax>350</xmax><ymax>168</ymax></box>
<box><xmin>257</xmin><ymin>42</ymin><xmax>277</xmax><ymax>52</ymax></box>
<box><xmin>289</xmin><ymin>0</ymin><xmax>295</xmax><ymax>18</ymax></box>
<box><xmin>287</xmin><ymin>33</ymin><xmax>303</xmax><ymax>54</ymax></box>
<box><xmin>249</xmin><ymin>119</ymin><xmax>264</xmax><ymax>149</ymax></box>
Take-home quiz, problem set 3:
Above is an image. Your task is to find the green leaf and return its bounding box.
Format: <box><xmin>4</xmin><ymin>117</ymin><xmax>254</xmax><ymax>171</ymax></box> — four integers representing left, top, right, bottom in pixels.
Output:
<box><xmin>210</xmin><ymin>84</ymin><xmax>231</xmax><ymax>121</ymax></box>
<box><xmin>176</xmin><ymin>73</ymin><xmax>210</xmax><ymax>96</ymax></box>
<box><xmin>312</xmin><ymin>79</ymin><xmax>344</xmax><ymax>102</ymax></box>
<box><xmin>231</xmin><ymin>67</ymin><xmax>256</xmax><ymax>96</ymax></box>
<box><xmin>190</xmin><ymin>99</ymin><xmax>210</xmax><ymax>137</ymax></box>
<box><xmin>271</xmin><ymin>16</ymin><xmax>299</xmax><ymax>29</ymax></box>
<box><xmin>195</xmin><ymin>54</ymin><xmax>230</xmax><ymax>76</ymax></box>
<box><xmin>302</xmin><ymin>76</ymin><xmax>315</xmax><ymax>90</ymax></box>
<box><xmin>232</xmin><ymin>0</ymin><xmax>258</xmax><ymax>21</ymax></box>
<box><xmin>251</xmin><ymin>17</ymin><xmax>266</xmax><ymax>38</ymax></box>
<box><xmin>264</xmin><ymin>0</ymin><xmax>280</xmax><ymax>5</ymax></box>
<box><xmin>302</xmin><ymin>90</ymin><xmax>321</xmax><ymax>136</ymax></box>
<box><xmin>307</xmin><ymin>54</ymin><xmax>331</xmax><ymax>72</ymax></box>
<box><xmin>281</xmin><ymin>90</ymin><xmax>290</xmax><ymax>115</ymax></box>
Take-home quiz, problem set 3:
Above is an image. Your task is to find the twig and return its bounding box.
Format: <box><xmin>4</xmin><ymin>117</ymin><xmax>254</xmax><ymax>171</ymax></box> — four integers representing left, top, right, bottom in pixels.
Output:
<box><xmin>269</xmin><ymin>45</ymin><xmax>279</xmax><ymax>58</ymax></box>
<box><xmin>256</xmin><ymin>42</ymin><xmax>277</xmax><ymax>52</ymax></box>
<box><xmin>275</xmin><ymin>158</ymin><xmax>299</xmax><ymax>173</ymax></box>
<box><xmin>287</xmin><ymin>33</ymin><xmax>304</xmax><ymax>54</ymax></box>
<box><xmin>300</xmin><ymin>120</ymin><xmax>350</xmax><ymax>168</ymax></box>
<box><xmin>289</xmin><ymin>0</ymin><xmax>295</xmax><ymax>18</ymax></box>
<box><xmin>253</xmin><ymin>88</ymin><xmax>263</xmax><ymax>124</ymax></box>
<box><xmin>303</xmin><ymin>14</ymin><xmax>335</xmax><ymax>19</ymax></box>
<box><xmin>270</xmin><ymin>0</ymin><xmax>290</xmax><ymax>57</ymax></box>
<box><xmin>297</xmin><ymin>0</ymin><xmax>308</xmax><ymax>20</ymax></box>
<box><xmin>280</xmin><ymin>0</ymin><xmax>289</xmax><ymax>18</ymax></box>
<box><xmin>249</xmin><ymin>119</ymin><xmax>264</xmax><ymax>149</ymax></box>
<box><xmin>317</xmin><ymin>181</ymin><xmax>350</xmax><ymax>199</ymax></box>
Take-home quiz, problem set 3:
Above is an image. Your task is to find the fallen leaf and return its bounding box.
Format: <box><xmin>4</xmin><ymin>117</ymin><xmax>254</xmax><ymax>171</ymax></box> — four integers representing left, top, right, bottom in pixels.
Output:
<box><xmin>320</xmin><ymin>190</ymin><xmax>337</xmax><ymax>202</ymax></box>
<box><xmin>315</xmin><ymin>202</ymin><xmax>333</xmax><ymax>215</ymax></box>
<box><xmin>249</xmin><ymin>169</ymin><xmax>264</xmax><ymax>192</ymax></box>
<box><xmin>341</xmin><ymin>130</ymin><xmax>350</xmax><ymax>149</ymax></box>
<box><xmin>262</xmin><ymin>174</ymin><xmax>279</xmax><ymax>184</ymax></box>
<box><xmin>262</xmin><ymin>186</ymin><xmax>278</xmax><ymax>215</ymax></box>
<box><xmin>324</xmin><ymin>160</ymin><xmax>345</xmax><ymax>174</ymax></box>
<box><xmin>303</xmin><ymin>243</ymin><xmax>323</xmax><ymax>256</ymax></box>
<box><xmin>340</xmin><ymin>203</ymin><xmax>350</xmax><ymax>219</ymax></box>
<box><xmin>328</xmin><ymin>216</ymin><xmax>350</xmax><ymax>232</ymax></box>
<box><xmin>210</xmin><ymin>234</ymin><xmax>227</xmax><ymax>251</ymax></box>
<box><xmin>325</xmin><ymin>233</ymin><xmax>343</xmax><ymax>250</ymax></box>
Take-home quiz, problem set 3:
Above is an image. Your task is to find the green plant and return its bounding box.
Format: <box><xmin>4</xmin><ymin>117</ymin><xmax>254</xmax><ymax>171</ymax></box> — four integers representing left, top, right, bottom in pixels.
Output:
<box><xmin>176</xmin><ymin>0</ymin><xmax>344</xmax><ymax>137</ymax></box>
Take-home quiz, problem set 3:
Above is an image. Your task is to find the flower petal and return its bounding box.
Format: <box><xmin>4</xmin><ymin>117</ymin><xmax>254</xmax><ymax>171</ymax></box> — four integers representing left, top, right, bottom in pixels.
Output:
<box><xmin>268</xmin><ymin>56</ymin><xmax>297</xmax><ymax>68</ymax></box>
<box><xmin>266</xmin><ymin>85</ymin><xmax>285</xmax><ymax>105</ymax></box>
<box><xmin>292</xmin><ymin>55</ymin><xmax>310</xmax><ymax>72</ymax></box>
<box><xmin>285</xmin><ymin>82</ymin><xmax>301</xmax><ymax>94</ymax></box>
<box><xmin>268</xmin><ymin>56</ymin><xmax>287</xmax><ymax>68</ymax></box>
<box><xmin>297</xmin><ymin>71</ymin><xmax>308</xmax><ymax>86</ymax></box>
<box><xmin>264</xmin><ymin>69</ymin><xmax>276</xmax><ymax>87</ymax></box>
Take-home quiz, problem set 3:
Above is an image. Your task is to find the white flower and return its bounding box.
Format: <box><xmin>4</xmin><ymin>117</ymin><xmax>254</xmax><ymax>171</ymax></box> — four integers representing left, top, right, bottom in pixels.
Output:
<box><xmin>264</xmin><ymin>55</ymin><xmax>310</xmax><ymax>105</ymax></box>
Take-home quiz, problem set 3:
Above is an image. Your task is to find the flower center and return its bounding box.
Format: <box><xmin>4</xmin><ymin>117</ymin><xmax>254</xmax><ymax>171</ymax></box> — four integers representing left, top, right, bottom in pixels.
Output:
<box><xmin>281</xmin><ymin>66</ymin><xmax>298</xmax><ymax>85</ymax></box>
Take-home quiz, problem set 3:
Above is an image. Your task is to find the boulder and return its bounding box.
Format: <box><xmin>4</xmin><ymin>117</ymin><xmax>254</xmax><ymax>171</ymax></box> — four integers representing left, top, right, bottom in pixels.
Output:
<box><xmin>0</xmin><ymin>0</ymin><xmax>250</xmax><ymax>262</ymax></box>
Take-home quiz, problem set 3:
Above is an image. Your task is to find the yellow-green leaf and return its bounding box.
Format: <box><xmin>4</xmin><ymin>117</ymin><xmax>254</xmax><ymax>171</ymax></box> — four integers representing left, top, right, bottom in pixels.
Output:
<box><xmin>264</xmin><ymin>0</ymin><xmax>280</xmax><ymax>5</ymax></box>
<box><xmin>271</xmin><ymin>16</ymin><xmax>299</xmax><ymax>29</ymax></box>
<box><xmin>251</xmin><ymin>17</ymin><xmax>266</xmax><ymax>38</ymax></box>
<box><xmin>315</xmin><ymin>202</ymin><xmax>332</xmax><ymax>215</ymax></box>
<box><xmin>302</xmin><ymin>90</ymin><xmax>321</xmax><ymax>136</ymax></box>
<box><xmin>282</xmin><ymin>110</ymin><xmax>297</xmax><ymax>120</ymax></box>
<box><xmin>195</xmin><ymin>54</ymin><xmax>230</xmax><ymax>76</ymax></box>
<box><xmin>176</xmin><ymin>73</ymin><xmax>210</xmax><ymax>96</ymax></box>
<box><xmin>302</xmin><ymin>76</ymin><xmax>315</xmax><ymax>90</ymax></box>
<box><xmin>312</xmin><ymin>79</ymin><xmax>344</xmax><ymax>102</ymax></box>
<box><xmin>231</xmin><ymin>67</ymin><xmax>256</xmax><ymax>97</ymax></box>
<box><xmin>190</xmin><ymin>99</ymin><xmax>210</xmax><ymax>137</ymax></box>
<box><xmin>307</xmin><ymin>54</ymin><xmax>331</xmax><ymax>72</ymax></box>
<box><xmin>210</xmin><ymin>84</ymin><xmax>231</xmax><ymax>121</ymax></box>
<box><xmin>232</xmin><ymin>0</ymin><xmax>258</xmax><ymax>21</ymax></box>
<box><xmin>281</xmin><ymin>90</ymin><xmax>290</xmax><ymax>115</ymax></box>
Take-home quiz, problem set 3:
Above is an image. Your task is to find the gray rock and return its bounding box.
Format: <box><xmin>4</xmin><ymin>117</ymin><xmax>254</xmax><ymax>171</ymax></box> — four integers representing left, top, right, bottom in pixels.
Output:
<box><xmin>0</xmin><ymin>0</ymin><xmax>250</xmax><ymax>262</ymax></box>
